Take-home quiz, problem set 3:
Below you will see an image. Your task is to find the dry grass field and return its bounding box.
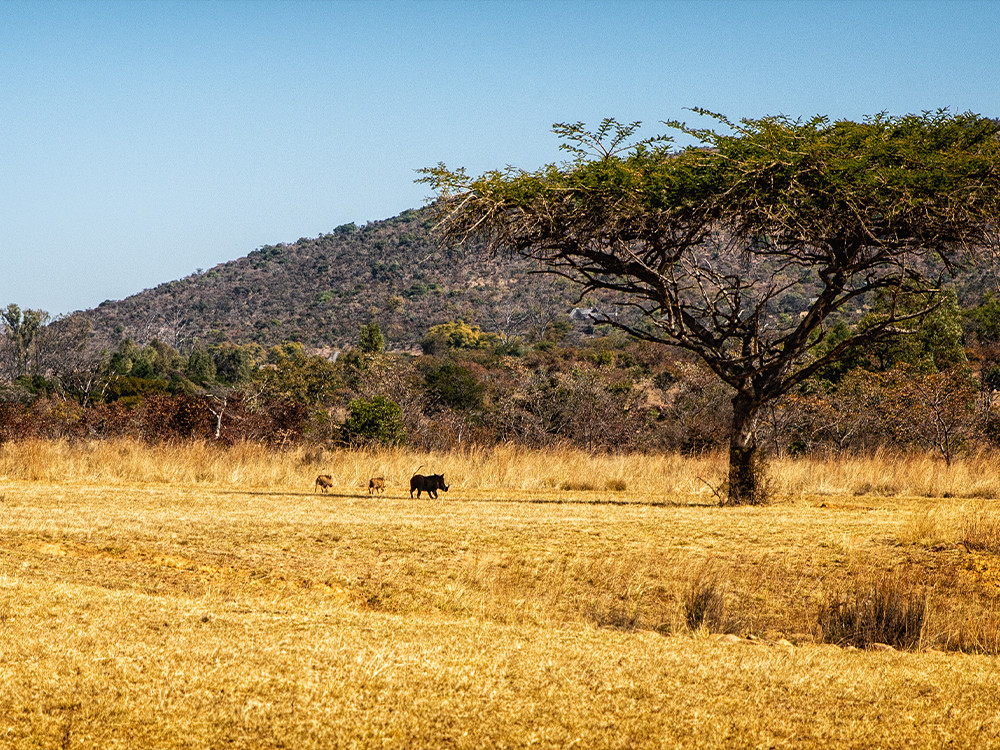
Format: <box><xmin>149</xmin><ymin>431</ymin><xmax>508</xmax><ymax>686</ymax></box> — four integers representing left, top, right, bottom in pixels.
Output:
<box><xmin>2</xmin><ymin>439</ymin><xmax>1000</xmax><ymax>748</ymax></box>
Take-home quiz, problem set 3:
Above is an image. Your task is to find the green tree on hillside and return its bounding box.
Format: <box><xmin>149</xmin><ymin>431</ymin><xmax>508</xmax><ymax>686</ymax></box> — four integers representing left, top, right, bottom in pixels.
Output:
<box><xmin>359</xmin><ymin>321</ymin><xmax>386</xmax><ymax>354</ymax></box>
<box><xmin>210</xmin><ymin>343</ymin><xmax>258</xmax><ymax>386</ymax></box>
<box><xmin>185</xmin><ymin>347</ymin><xmax>217</xmax><ymax>385</ymax></box>
<box><xmin>342</xmin><ymin>395</ymin><xmax>406</xmax><ymax>446</ymax></box>
<box><xmin>421</xmin><ymin>320</ymin><xmax>502</xmax><ymax>355</ymax></box>
<box><xmin>1</xmin><ymin>304</ymin><xmax>49</xmax><ymax>379</ymax></box>
<box><xmin>422</xmin><ymin>359</ymin><xmax>486</xmax><ymax>413</ymax></box>
<box><xmin>423</xmin><ymin>111</ymin><xmax>1000</xmax><ymax>504</ymax></box>
<box><xmin>254</xmin><ymin>342</ymin><xmax>340</xmax><ymax>406</ymax></box>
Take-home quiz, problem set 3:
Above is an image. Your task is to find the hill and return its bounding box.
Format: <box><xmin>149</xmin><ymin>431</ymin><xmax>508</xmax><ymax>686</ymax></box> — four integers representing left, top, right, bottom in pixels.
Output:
<box><xmin>61</xmin><ymin>203</ymin><xmax>999</xmax><ymax>359</ymax></box>
<box><xmin>72</xmin><ymin>207</ymin><xmax>596</xmax><ymax>352</ymax></box>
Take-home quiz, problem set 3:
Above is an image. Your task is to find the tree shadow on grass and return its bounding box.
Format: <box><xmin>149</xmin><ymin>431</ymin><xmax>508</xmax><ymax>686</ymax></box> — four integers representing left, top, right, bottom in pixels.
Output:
<box><xmin>215</xmin><ymin>489</ymin><xmax>714</xmax><ymax>508</ymax></box>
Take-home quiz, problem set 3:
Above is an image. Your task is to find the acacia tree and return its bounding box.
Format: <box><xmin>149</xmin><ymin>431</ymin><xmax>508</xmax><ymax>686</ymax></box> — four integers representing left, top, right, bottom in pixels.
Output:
<box><xmin>422</xmin><ymin>111</ymin><xmax>1000</xmax><ymax>504</ymax></box>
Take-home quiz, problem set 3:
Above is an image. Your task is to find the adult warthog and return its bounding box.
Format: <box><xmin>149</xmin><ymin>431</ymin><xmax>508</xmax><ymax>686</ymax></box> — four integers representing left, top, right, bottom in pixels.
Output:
<box><xmin>409</xmin><ymin>472</ymin><xmax>449</xmax><ymax>499</ymax></box>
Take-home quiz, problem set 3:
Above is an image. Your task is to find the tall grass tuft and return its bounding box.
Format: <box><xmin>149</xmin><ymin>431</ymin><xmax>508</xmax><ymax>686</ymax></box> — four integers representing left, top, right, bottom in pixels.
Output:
<box><xmin>896</xmin><ymin>507</ymin><xmax>949</xmax><ymax>547</ymax></box>
<box><xmin>818</xmin><ymin>572</ymin><xmax>927</xmax><ymax>650</ymax></box>
<box><xmin>684</xmin><ymin>567</ymin><xmax>727</xmax><ymax>632</ymax></box>
<box><xmin>961</xmin><ymin>506</ymin><xmax>1000</xmax><ymax>554</ymax></box>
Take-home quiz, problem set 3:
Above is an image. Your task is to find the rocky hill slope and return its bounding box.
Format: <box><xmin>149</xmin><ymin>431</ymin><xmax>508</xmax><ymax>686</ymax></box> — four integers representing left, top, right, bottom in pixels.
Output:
<box><xmin>73</xmin><ymin>207</ymin><xmax>596</xmax><ymax>352</ymax></box>
<box><xmin>68</xmin><ymin>203</ymin><xmax>998</xmax><ymax>357</ymax></box>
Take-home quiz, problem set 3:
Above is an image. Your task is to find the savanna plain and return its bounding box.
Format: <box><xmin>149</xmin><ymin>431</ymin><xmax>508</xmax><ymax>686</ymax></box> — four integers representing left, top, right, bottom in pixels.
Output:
<box><xmin>2</xmin><ymin>439</ymin><xmax>1000</xmax><ymax>749</ymax></box>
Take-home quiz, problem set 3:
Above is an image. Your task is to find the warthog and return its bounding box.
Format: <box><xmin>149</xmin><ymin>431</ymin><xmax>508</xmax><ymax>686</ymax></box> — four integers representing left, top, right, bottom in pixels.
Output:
<box><xmin>369</xmin><ymin>477</ymin><xmax>386</xmax><ymax>495</ymax></box>
<box><xmin>314</xmin><ymin>474</ymin><xmax>333</xmax><ymax>493</ymax></box>
<box><xmin>410</xmin><ymin>473</ymin><xmax>449</xmax><ymax>499</ymax></box>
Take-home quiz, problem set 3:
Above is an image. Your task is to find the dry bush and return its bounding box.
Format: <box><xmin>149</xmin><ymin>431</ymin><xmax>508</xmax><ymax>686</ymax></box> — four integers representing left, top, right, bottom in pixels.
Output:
<box><xmin>771</xmin><ymin>448</ymin><xmax>1000</xmax><ymax>500</ymax></box>
<box><xmin>961</xmin><ymin>506</ymin><xmax>1000</xmax><ymax>553</ymax></box>
<box><xmin>818</xmin><ymin>571</ymin><xmax>927</xmax><ymax>650</ymax></box>
<box><xmin>896</xmin><ymin>507</ymin><xmax>951</xmax><ymax>547</ymax></box>
<box><xmin>933</xmin><ymin>600</ymin><xmax>1000</xmax><ymax>655</ymax></box>
<box><xmin>580</xmin><ymin>559</ymin><xmax>648</xmax><ymax>631</ymax></box>
<box><xmin>683</xmin><ymin>569</ymin><xmax>727</xmax><ymax>632</ymax></box>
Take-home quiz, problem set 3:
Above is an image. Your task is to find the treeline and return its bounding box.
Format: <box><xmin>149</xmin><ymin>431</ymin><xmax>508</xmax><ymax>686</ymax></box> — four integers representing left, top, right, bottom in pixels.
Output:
<box><xmin>4</xmin><ymin>293</ymin><xmax>1000</xmax><ymax>460</ymax></box>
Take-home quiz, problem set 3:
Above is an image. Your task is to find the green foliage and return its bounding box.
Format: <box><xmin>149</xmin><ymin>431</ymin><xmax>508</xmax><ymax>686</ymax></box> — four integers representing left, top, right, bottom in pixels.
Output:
<box><xmin>914</xmin><ymin>291</ymin><xmax>966</xmax><ymax>371</ymax></box>
<box><xmin>2</xmin><ymin>304</ymin><xmax>49</xmax><ymax>378</ymax></box>
<box><xmin>109</xmin><ymin>340</ymin><xmax>141</xmax><ymax>377</ymax></box>
<box><xmin>541</xmin><ymin>319</ymin><xmax>572</xmax><ymax>346</ymax></box>
<box><xmin>109</xmin><ymin>339</ymin><xmax>184</xmax><ymax>382</ymax></box>
<box><xmin>342</xmin><ymin>395</ymin><xmax>405</xmax><ymax>446</ymax></box>
<box><xmin>211</xmin><ymin>344</ymin><xmax>257</xmax><ymax>386</ymax></box>
<box><xmin>811</xmin><ymin>321</ymin><xmax>868</xmax><ymax>385</ymax></box>
<box><xmin>185</xmin><ymin>347</ymin><xmax>216</xmax><ymax>385</ymax></box>
<box><xmin>254</xmin><ymin>343</ymin><xmax>340</xmax><ymax>406</ymax></box>
<box><xmin>840</xmin><ymin>290</ymin><xmax>966</xmax><ymax>375</ymax></box>
<box><xmin>589</xmin><ymin>350</ymin><xmax>615</xmax><ymax>368</ymax></box>
<box><xmin>107</xmin><ymin>376</ymin><xmax>170</xmax><ymax>404</ymax></box>
<box><xmin>965</xmin><ymin>293</ymin><xmax>1000</xmax><ymax>344</ymax></box>
<box><xmin>15</xmin><ymin>374</ymin><xmax>56</xmax><ymax>398</ymax></box>
<box><xmin>422</xmin><ymin>359</ymin><xmax>485</xmax><ymax>412</ymax></box>
<box><xmin>358</xmin><ymin>321</ymin><xmax>386</xmax><ymax>354</ymax></box>
<box><xmin>421</xmin><ymin>320</ymin><xmax>502</xmax><ymax>355</ymax></box>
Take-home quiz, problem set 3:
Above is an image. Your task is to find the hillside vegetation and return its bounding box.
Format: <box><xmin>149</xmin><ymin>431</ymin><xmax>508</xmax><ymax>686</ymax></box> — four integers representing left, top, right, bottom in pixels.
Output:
<box><xmin>61</xmin><ymin>201</ymin><xmax>1000</xmax><ymax>355</ymax></box>
<box><xmin>6</xmin><ymin>203</ymin><xmax>1000</xmax><ymax>467</ymax></box>
<box><xmin>70</xmin><ymin>207</ymin><xmax>595</xmax><ymax>352</ymax></box>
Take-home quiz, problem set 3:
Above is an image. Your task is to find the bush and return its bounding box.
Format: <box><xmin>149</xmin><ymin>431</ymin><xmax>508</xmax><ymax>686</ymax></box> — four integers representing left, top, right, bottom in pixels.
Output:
<box><xmin>961</xmin><ymin>507</ymin><xmax>1000</xmax><ymax>554</ymax></box>
<box><xmin>684</xmin><ymin>572</ymin><xmax>726</xmax><ymax>632</ymax></box>
<box><xmin>423</xmin><ymin>360</ymin><xmax>485</xmax><ymax>412</ymax></box>
<box><xmin>342</xmin><ymin>395</ymin><xmax>405</xmax><ymax>446</ymax></box>
<box><xmin>818</xmin><ymin>572</ymin><xmax>926</xmax><ymax>650</ymax></box>
<box><xmin>358</xmin><ymin>321</ymin><xmax>386</xmax><ymax>354</ymax></box>
<box><xmin>420</xmin><ymin>320</ymin><xmax>502</xmax><ymax>355</ymax></box>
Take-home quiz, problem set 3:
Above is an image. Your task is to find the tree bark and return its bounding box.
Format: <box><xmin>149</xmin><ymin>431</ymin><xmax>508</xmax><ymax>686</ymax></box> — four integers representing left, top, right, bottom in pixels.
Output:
<box><xmin>727</xmin><ymin>392</ymin><xmax>765</xmax><ymax>505</ymax></box>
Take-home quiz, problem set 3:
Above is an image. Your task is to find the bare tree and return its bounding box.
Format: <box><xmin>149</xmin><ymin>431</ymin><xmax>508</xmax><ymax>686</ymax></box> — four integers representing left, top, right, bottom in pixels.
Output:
<box><xmin>37</xmin><ymin>314</ymin><xmax>112</xmax><ymax>405</ymax></box>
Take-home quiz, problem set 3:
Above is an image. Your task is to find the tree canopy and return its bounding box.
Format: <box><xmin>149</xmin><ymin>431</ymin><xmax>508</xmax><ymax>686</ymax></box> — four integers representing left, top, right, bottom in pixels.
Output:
<box><xmin>422</xmin><ymin>110</ymin><xmax>1000</xmax><ymax>504</ymax></box>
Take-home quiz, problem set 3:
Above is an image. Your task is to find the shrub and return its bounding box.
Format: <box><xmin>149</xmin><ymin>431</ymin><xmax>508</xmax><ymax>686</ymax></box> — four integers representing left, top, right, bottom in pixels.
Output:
<box><xmin>423</xmin><ymin>360</ymin><xmax>485</xmax><ymax>412</ymax></box>
<box><xmin>684</xmin><ymin>572</ymin><xmax>726</xmax><ymax>632</ymax></box>
<box><xmin>342</xmin><ymin>395</ymin><xmax>406</xmax><ymax>447</ymax></box>
<box><xmin>559</xmin><ymin>480</ymin><xmax>595</xmax><ymax>491</ymax></box>
<box><xmin>358</xmin><ymin>321</ymin><xmax>386</xmax><ymax>354</ymax></box>
<box><xmin>420</xmin><ymin>320</ymin><xmax>502</xmax><ymax>355</ymax></box>
<box><xmin>818</xmin><ymin>572</ymin><xmax>927</xmax><ymax>650</ymax></box>
<box><xmin>961</xmin><ymin>507</ymin><xmax>1000</xmax><ymax>554</ymax></box>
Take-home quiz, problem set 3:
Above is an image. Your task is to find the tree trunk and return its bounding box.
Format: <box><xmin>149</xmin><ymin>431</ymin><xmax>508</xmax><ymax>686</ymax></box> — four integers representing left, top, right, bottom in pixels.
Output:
<box><xmin>726</xmin><ymin>393</ymin><xmax>766</xmax><ymax>505</ymax></box>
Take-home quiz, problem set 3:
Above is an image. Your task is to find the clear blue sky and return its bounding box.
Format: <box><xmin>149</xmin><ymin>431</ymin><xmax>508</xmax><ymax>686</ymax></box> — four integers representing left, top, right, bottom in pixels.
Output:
<box><xmin>2</xmin><ymin>0</ymin><xmax>998</xmax><ymax>316</ymax></box>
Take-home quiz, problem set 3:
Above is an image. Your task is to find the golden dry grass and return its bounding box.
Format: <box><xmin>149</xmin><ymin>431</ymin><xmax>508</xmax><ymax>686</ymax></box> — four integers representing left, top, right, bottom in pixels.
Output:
<box><xmin>2</xmin><ymin>439</ymin><xmax>1000</xmax><ymax>748</ymax></box>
